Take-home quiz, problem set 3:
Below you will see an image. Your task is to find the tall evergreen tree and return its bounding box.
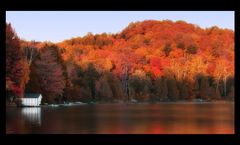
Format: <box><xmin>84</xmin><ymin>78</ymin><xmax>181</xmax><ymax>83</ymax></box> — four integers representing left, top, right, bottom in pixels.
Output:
<box><xmin>199</xmin><ymin>76</ymin><xmax>210</xmax><ymax>100</ymax></box>
<box><xmin>167</xmin><ymin>77</ymin><xmax>179</xmax><ymax>101</ymax></box>
<box><xmin>97</xmin><ymin>74</ymin><xmax>113</xmax><ymax>101</ymax></box>
<box><xmin>154</xmin><ymin>77</ymin><xmax>168</xmax><ymax>101</ymax></box>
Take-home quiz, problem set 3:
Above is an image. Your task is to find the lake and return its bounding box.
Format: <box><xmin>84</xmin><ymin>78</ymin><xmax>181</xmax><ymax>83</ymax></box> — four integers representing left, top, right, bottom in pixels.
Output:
<box><xmin>6</xmin><ymin>102</ymin><xmax>234</xmax><ymax>134</ymax></box>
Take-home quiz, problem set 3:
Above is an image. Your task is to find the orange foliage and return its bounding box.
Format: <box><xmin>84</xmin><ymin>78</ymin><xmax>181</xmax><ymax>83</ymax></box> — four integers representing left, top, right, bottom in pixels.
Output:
<box><xmin>43</xmin><ymin>20</ymin><xmax>234</xmax><ymax>80</ymax></box>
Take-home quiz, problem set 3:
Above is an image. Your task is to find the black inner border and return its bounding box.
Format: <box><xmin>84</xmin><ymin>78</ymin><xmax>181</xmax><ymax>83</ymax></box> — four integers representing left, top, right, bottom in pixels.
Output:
<box><xmin>1</xmin><ymin>0</ymin><xmax>239</xmax><ymax>144</ymax></box>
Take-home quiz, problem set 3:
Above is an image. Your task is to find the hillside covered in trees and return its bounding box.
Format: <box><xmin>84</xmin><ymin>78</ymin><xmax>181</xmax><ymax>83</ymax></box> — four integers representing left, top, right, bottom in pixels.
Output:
<box><xmin>6</xmin><ymin>20</ymin><xmax>234</xmax><ymax>104</ymax></box>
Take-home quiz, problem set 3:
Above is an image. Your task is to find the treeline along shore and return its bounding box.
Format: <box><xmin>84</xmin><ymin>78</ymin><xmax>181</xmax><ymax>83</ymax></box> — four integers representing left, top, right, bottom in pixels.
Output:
<box><xmin>6</xmin><ymin>20</ymin><xmax>234</xmax><ymax>104</ymax></box>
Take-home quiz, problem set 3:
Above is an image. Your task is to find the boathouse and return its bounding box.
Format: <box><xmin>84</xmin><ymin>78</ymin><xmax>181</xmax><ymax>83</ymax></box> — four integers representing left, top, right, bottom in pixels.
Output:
<box><xmin>20</xmin><ymin>93</ymin><xmax>42</xmax><ymax>107</ymax></box>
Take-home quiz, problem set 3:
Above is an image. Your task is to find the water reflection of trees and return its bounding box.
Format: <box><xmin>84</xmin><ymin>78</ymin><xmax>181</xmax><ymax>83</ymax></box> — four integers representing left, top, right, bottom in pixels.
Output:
<box><xmin>21</xmin><ymin>107</ymin><xmax>41</xmax><ymax>126</ymax></box>
<box><xmin>13</xmin><ymin>104</ymin><xmax>234</xmax><ymax>134</ymax></box>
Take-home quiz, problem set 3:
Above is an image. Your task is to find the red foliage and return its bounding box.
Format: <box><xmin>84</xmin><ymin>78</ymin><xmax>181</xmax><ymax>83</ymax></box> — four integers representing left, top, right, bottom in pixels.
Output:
<box><xmin>207</xmin><ymin>62</ymin><xmax>216</xmax><ymax>75</ymax></box>
<box><xmin>56</xmin><ymin>20</ymin><xmax>233</xmax><ymax>80</ymax></box>
<box><xmin>6</xmin><ymin>23</ymin><xmax>27</xmax><ymax>97</ymax></box>
<box><xmin>35</xmin><ymin>44</ymin><xmax>66</xmax><ymax>103</ymax></box>
<box><xmin>8</xmin><ymin>20</ymin><xmax>234</xmax><ymax>101</ymax></box>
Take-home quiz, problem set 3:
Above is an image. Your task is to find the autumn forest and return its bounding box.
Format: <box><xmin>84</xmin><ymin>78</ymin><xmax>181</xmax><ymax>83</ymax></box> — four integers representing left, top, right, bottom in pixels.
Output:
<box><xmin>6</xmin><ymin>20</ymin><xmax>234</xmax><ymax>104</ymax></box>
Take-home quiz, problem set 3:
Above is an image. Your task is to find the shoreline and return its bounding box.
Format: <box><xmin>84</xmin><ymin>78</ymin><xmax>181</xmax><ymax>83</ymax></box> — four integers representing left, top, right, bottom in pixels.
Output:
<box><xmin>6</xmin><ymin>100</ymin><xmax>234</xmax><ymax>108</ymax></box>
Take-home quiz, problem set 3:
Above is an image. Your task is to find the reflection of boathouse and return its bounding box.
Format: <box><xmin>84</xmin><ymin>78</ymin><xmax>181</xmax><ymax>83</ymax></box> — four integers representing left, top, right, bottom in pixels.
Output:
<box><xmin>21</xmin><ymin>107</ymin><xmax>41</xmax><ymax>125</ymax></box>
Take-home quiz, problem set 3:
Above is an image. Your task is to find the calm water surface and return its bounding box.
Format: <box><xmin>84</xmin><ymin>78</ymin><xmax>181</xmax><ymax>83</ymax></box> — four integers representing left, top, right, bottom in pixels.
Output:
<box><xmin>6</xmin><ymin>103</ymin><xmax>234</xmax><ymax>134</ymax></box>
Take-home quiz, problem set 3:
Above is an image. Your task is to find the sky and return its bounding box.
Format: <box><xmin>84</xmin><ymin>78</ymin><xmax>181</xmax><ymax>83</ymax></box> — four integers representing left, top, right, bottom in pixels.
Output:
<box><xmin>6</xmin><ymin>11</ymin><xmax>234</xmax><ymax>43</ymax></box>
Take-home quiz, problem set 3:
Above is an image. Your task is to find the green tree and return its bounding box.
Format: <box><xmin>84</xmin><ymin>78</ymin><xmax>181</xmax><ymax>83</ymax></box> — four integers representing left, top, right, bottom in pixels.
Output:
<box><xmin>85</xmin><ymin>63</ymin><xmax>99</xmax><ymax>101</ymax></box>
<box><xmin>227</xmin><ymin>86</ymin><xmax>234</xmax><ymax>101</ymax></box>
<box><xmin>199</xmin><ymin>76</ymin><xmax>210</xmax><ymax>100</ymax></box>
<box><xmin>97</xmin><ymin>74</ymin><xmax>113</xmax><ymax>101</ymax></box>
<box><xmin>25</xmin><ymin>64</ymin><xmax>41</xmax><ymax>93</ymax></box>
<box><xmin>178</xmin><ymin>80</ymin><xmax>188</xmax><ymax>100</ymax></box>
<box><xmin>154</xmin><ymin>77</ymin><xmax>168</xmax><ymax>101</ymax></box>
<box><xmin>163</xmin><ymin>43</ymin><xmax>172</xmax><ymax>56</ymax></box>
<box><xmin>129</xmin><ymin>76</ymin><xmax>144</xmax><ymax>100</ymax></box>
<box><xmin>186</xmin><ymin>44</ymin><xmax>198</xmax><ymax>54</ymax></box>
<box><xmin>167</xmin><ymin>77</ymin><xmax>179</xmax><ymax>101</ymax></box>
<box><xmin>76</xmin><ymin>63</ymin><xmax>100</xmax><ymax>101</ymax></box>
<box><xmin>107</xmin><ymin>73</ymin><xmax>125</xmax><ymax>101</ymax></box>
